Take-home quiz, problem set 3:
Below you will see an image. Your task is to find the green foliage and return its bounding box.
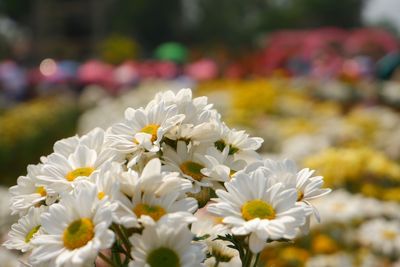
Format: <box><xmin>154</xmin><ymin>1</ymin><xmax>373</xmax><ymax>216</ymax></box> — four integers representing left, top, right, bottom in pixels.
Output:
<box><xmin>0</xmin><ymin>97</ymin><xmax>79</xmax><ymax>186</ymax></box>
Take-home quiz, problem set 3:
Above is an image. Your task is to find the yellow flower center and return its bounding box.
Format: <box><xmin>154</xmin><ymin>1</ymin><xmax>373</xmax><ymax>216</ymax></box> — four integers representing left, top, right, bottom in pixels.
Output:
<box><xmin>383</xmin><ymin>230</ymin><xmax>397</xmax><ymax>240</ymax></box>
<box><xmin>25</xmin><ymin>225</ymin><xmax>41</xmax><ymax>243</ymax></box>
<box><xmin>63</xmin><ymin>218</ymin><xmax>94</xmax><ymax>250</ymax></box>
<box><xmin>214</xmin><ymin>217</ymin><xmax>224</xmax><ymax>224</ymax></box>
<box><xmin>180</xmin><ymin>161</ymin><xmax>205</xmax><ymax>181</ymax></box>
<box><xmin>97</xmin><ymin>191</ymin><xmax>105</xmax><ymax>200</ymax></box>
<box><xmin>297</xmin><ymin>190</ymin><xmax>304</xmax><ymax>201</ymax></box>
<box><xmin>133</xmin><ymin>203</ymin><xmax>166</xmax><ymax>221</ymax></box>
<box><xmin>65</xmin><ymin>167</ymin><xmax>94</xmax><ymax>182</ymax></box>
<box><xmin>35</xmin><ymin>186</ymin><xmax>47</xmax><ymax>197</ymax></box>
<box><xmin>147</xmin><ymin>247</ymin><xmax>180</xmax><ymax>267</ymax></box>
<box><xmin>241</xmin><ymin>199</ymin><xmax>276</xmax><ymax>221</ymax></box>
<box><xmin>312</xmin><ymin>234</ymin><xmax>338</xmax><ymax>254</ymax></box>
<box><xmin>140</xmin><ymin>124</ymin><xmax>160</xmax><ymax>143</ymax></box>
<box><xmin>280</xmin><ymin>247</ymin><xmax>310</xmax><ymax>262</ymax></box>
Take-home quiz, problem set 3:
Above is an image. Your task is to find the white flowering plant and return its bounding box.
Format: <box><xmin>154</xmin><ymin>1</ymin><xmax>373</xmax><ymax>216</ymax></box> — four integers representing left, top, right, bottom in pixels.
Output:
<box><xmin>4</xmin><ymin>89</ymin><xmax>331</xmax><ymax>267</ymax></box>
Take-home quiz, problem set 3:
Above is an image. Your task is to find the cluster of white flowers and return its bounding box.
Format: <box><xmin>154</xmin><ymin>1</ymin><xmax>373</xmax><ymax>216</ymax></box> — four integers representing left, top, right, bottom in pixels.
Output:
<box><xmin>77</xmin><ymin>80</ymin><xmax>195</xmax><ymax>133</ymax></box>
<box><xmin>3</xmin><ymin>89</ymin><xmax>330</xmax><ymax>267</ymax></box>
<box><xmin>358</xmin><ymin>218</ymin><xmax>400</xmax><ymax>257</ymax></box>
<box><xmin>311</xmin><ymin>189</ymin><xmax>400</xmax><ymax>226</ymax></box>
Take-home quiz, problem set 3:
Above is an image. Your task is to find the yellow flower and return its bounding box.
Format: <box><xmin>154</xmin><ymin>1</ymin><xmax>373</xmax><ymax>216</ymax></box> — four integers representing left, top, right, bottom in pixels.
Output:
<box><xmin>303</xmin><ymin>147</ymin><xmax>400</xmax><ymax>188</ymax></box>
<box><xmin>280</xmin><ymin>247</ymin><xmax>310</xmax><ymax>262</ymax></box>
<box><xmin>278</xmin><ymin>118</ymin><xmax>317</xmax><ymax>138</ymax></box>
<box><xmin>312</xmin><ymin>234</ymin><xmax>338</xmax><ymax>254</ymax></box>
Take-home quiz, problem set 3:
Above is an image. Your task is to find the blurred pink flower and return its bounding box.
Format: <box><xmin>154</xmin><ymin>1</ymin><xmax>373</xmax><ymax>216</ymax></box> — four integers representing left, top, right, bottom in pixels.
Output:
<box><xmin>184</xmin><ymin>58</ymin><xmax>218</xmax><ymax>81</ymax></box>
<box><xmin>113</xmin><ymin>60</ymin><xmax>139</xmax><ymax>87</ymax></box>
<box><xmin>78</xmin><ymin>60</ymin><xmax>115</xmax><ymax>89</ymax></box>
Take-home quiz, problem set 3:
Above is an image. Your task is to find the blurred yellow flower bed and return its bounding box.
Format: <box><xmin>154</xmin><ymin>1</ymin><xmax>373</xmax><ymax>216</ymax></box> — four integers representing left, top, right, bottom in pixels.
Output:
<box><xmin>198</xmin><ymin>79</ymin><xmax>342</xmax><ymax>126</ymax></box>
<box><xmin>197</xmin><ymin>79</ymin><xmax>400</xmax><ymax>203</ymax></box>
<box><xmin>304</xmin><ymin>147</ymin><xmax>400</xmax><ymax>201</ymax></box>
<box><xmin>0</xmin><ymin>97</ymin><xmax>79</xmax><ymax>186</ymax></box>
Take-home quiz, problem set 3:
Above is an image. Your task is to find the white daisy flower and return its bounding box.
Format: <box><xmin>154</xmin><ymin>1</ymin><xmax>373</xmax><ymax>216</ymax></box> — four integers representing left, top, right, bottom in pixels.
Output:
<box><xmin>90</xmin><ymin>162</ymin><xmax>123</xmax><ymax>202</ymax></box>
<box><xmin>247</xmin><ymin>159</ymin><xmax>331</xmax><ymax>225</ymax></box>
<box><xmin>191</xmin><ymin>216</ymin><xmax>240</xmax><ymax>265</ymax></box>
<box><xmin>86</xmin><ymin>162</ymin><xmax>125</xmax><ymax>225</ymax></box>
<box><xmin>115</xmin><ymin>190</ymin><xmax>198</xmax><ymax>228</ymax></box>
<box><xmin>9</xmin><ymin>164</ymin><xmax>54</xmax><ymax>216</ymax></box>
<box><xmin>260</xmin><ymin>159</ymin><xmax>331</xmax><ymax>202</ymax></box>
<box><xmin>3</xmin><ymin>206</ymin><xmax>45</xmax><ymax>252</ymax></box>
<box><xmin>119</xmin><ymin>158</ymin><xmax>192</xmax><ymax>198</ymax></box>
<box><xmin>201</xmin><ymin>146</ymin><xmax>246</xmax><ymax>184</ymax></box>
<box><xmin>150</xmin><ymin>88</ymin><xmax>214</xmax><ymax>124</ymax></box>
<box><xmin>311</xmin><ymin>190</ymin><xmax>363</xmax><ymax>224</ymax></box>
<box><xmin>358</xmin><ymin>218</ymin><xmax>400</xmax><ymax>256</ymax></box>
<box><xmin>166</xmin><ymin>118</ymin><xmax>222</xmax><ymax>146</ymax></box>
<box><xmin>129</xmin><ymin>221</ymin><xmax>205</xmax><ymax>267</ymax></box>
<box><xmin>215</xmin><ymin>124</ymin><xmax>263</xmax><ymax>162</ymax></box>
<box><xmin>54</xmin><ymin>128</ymin><xmax>121</xmax><ymax>163</ymax></box>
<box><xmin>191</xmin><ymin>215</ymin><xmax>228</xmax><ymax>239</ymax></box>
<box><xmin>153</xmin><ymin>89</ymin><xmax>223</xmax><ymax>144</ymax></box>
<box><xmin>163</xmin><ymin>141</ymin><xmax>217</xmax><ymax>193</ymax></box>
<box><xmin>53</xmin><ymin>135</ymin><xmax>79</xmax><ymax>157</ymax></box>
<box><xmin>115</xmin><ymin>154</ymin><xmax>197</xmax><ymax>229</ymax></box>
<box><xmin>30</xmin><ymin>182</ymin><xmax>115</xmax><ymax>267</ymax></box>
<box><xmin>37</xmin><ymin>144</ymin><xmax>110</xmax><ymax>193</ymax></box>
<box><xmin>107</xmin><ymin>101</ymin><xmax>185</xmax><ymax>156</ymax></box>
<box><xmin>208</xmin><ymin>169</ymin><xmax>307</xmax><ymax>253</ymax></box>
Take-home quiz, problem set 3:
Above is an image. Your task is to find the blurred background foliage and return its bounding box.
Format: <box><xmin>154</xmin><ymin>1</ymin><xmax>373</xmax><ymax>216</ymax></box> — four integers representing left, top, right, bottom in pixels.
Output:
<box><xmin>0</xmin><ymin>0</ymin><xmax>371</xmax><ymax>60</ymax></box>
<box><xmin>0</xmin><ymin>96</ymin><xmax>79</xmax><ymax>186</ymax></box>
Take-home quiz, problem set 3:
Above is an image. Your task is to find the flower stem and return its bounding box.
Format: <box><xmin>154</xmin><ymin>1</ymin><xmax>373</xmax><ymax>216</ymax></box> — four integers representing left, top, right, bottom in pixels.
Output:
<box><xmin>111</xmin><ymin>243</ymin><xmax>122</xmax><ymax>266</ymax></box>
<box><xmin>213</xmin><ymin>259</ymin><xmax>220</xmax><ymax>267</ymax></box>
<box><xmin>112</xmin><ymin>224</ymin><xmax>132</xmax><ymax>257</ymax></box>
<box><xmin>252</xmin><ymin>253</ymin><xmax>260</xmax><ymax>267</ymax></box>
<box><xmin>243</xmin><ymin>248</ymin><xmax>253</xmax><ymax>267</ymax></box>
<box><xmin>98</xmin><ymin>252</ymin><xmax>117</xmax><ymax>267</ymax></box>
